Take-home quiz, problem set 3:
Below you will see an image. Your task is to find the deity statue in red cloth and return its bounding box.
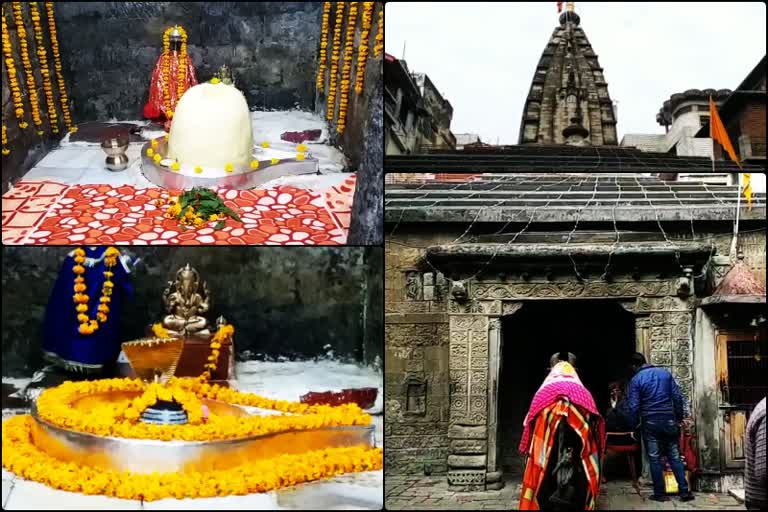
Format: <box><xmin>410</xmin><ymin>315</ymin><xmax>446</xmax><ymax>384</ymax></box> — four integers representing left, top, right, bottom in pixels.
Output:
<box><xmin>143</xmin><ymin>25</ymin><xmax>198</xmax><ymax>131</ymax></box>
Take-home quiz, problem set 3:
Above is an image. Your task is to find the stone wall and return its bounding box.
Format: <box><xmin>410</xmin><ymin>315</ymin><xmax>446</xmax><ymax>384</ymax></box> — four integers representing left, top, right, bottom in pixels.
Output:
<box><xmin>52</xmin><ymin>2</ymin><xmax>324</xmax><ymax>121</ymax></box>
<box><xmin>385</xmin><ymin>234</ymin><xmax>453</xmax><ymax>475</ymax></box>
<box><xmin>1</xmin><ymin>3</ymin><xmax>63</xmax><ymax>192</ymax></box>
<box><xmin>1</xmin><ymin>246</ymin><xmax>382</xmax><ymax>377</ymax></box>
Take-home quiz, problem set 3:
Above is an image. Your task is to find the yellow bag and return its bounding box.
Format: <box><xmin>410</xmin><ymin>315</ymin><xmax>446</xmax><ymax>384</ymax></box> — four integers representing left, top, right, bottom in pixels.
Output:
<box><xmin>663</xmin><ymin>470</ymin><xmax>678</xmax><ymax>494</ymax></box>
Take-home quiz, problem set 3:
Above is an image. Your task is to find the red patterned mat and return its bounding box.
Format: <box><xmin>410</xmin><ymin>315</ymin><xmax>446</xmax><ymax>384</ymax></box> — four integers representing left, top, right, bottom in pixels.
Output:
<box><xmin>2</xmin><ymin>179</ymin><xmax>353</xmax><ymax>245</ymax></box>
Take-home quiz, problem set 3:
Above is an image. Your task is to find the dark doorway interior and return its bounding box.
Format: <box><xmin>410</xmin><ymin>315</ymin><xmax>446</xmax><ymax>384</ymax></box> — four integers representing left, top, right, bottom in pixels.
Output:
<box><xmin>498</xmin><ymin>299</ymin><xmax>636</xmax><ymax>478</ymax></box>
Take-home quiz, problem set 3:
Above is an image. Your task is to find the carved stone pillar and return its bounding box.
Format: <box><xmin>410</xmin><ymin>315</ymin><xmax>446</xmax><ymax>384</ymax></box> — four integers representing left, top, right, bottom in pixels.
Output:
<box><xmin>486</xmin><ymin>317</ymin><xmax>503</xmax><ymax>490</ymax></box>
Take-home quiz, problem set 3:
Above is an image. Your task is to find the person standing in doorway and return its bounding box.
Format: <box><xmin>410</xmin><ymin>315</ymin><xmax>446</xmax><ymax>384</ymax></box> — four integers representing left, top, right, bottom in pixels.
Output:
<box><xmin>745</xmin><ymin>397</ymin><xmax>766</xmax><ymax>510</ymax></box>
<box><xmin>626</xmin><ymin>352</ymin><xmax>694</xmax><ymax>502</ymax></box>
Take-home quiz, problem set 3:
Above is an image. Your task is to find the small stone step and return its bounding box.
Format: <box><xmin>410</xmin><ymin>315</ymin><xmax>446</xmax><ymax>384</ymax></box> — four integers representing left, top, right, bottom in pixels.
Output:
<box><xmin>728</xmin><ymin>488</ymin><xmax>745</xmax><ymax>503</ymax></box>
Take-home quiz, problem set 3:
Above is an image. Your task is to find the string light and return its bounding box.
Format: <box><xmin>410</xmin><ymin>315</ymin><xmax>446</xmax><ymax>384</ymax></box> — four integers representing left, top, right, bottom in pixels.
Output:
<box><xmin>385</xmin><ymin>173</ymin><xmax>742</xmax><ymax>284</ymax></box>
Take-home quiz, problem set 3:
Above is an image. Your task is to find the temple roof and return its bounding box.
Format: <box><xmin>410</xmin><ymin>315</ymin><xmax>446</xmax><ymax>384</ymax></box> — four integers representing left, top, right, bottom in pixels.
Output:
<box><xmin>384</xmin><ymin>172</ymin><xmax>767</xmax><ymax>224</ymax></box>
<box><xmin>701</xmin><ymin>255</ymin><xmax>766</xmax><ymax>305</ymax></box>
<box><xmin>518</xmin><ymin>9</ymin><xmax>617</xmax><ymax>145</ymax></box>
<box><xmin>386</xmin><ymin>144</ymin><xmax>765</xmax><ymax>173</ymax></box>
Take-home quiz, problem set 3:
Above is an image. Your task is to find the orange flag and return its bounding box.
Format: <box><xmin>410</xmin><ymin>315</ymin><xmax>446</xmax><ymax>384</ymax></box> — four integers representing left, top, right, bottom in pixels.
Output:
<box><xmin>709</xmin><ymin>96</ymin><xmax>742</xmax><ymax>169</ymax></box>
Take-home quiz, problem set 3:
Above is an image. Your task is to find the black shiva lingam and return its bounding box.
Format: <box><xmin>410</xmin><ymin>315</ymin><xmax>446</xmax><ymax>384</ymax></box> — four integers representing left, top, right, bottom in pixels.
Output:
<box><xmin>121</xmin><ymin>337</ymin><xmax>188</xmax><ymax>425</ymax></box>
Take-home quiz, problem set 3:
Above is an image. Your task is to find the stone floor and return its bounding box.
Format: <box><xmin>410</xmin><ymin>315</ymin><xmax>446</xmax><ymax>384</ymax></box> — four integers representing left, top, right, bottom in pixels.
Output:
<box><xmin>384</xmin><ymin>476</ymin><xmax>746</xmax><ymax>510</ymax></box>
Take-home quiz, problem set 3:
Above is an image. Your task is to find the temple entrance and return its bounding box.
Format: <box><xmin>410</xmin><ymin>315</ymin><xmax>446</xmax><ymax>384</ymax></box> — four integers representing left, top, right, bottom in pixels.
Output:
<box><xmin>497</xmin><ymin>299</ymin><xmax>636</xmax><ymax>478</ymax></box>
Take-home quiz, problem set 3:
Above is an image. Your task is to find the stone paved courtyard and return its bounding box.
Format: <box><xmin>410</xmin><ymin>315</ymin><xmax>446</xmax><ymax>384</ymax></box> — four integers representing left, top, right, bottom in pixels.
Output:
<box><xmin>385</xmin><ymin>476</ymin><xmax>746</xmax><ymax>510</ymax></box>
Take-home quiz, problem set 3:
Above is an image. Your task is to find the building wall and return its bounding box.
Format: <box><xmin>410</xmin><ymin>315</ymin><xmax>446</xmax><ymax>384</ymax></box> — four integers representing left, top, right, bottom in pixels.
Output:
<box><xmin>385</xmin><ymin>224</ymin><xmax>766</xmax><ymax>481</ymax></box>
<box><xmin>738</xmin><ymin>100</ymin><xmax>766</xmax><ymax>159</ymax></box>
<box><xmin>385</xmin><ymin>232</ymin><xmax>456</xmax><ymax>475</ymax></box>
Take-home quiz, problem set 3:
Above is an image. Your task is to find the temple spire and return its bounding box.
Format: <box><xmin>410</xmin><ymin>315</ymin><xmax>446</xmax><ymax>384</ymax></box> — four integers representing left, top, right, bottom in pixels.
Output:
<box><xmin>520</xmin><ymin>3</ymin><xmax>617</xmax><ymax>145</ymax></box>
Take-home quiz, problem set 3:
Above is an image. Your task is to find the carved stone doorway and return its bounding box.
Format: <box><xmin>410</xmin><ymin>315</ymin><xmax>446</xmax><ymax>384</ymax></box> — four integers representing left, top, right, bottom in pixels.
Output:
<box><xmin>496</xmin><ymin>300</ymin><xmax>636</xmax><ymax>479</ymax></box>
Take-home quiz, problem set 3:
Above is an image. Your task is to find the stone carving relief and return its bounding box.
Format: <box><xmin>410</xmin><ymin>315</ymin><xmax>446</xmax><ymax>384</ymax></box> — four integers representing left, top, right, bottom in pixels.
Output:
<box><xmin>650</xmin><ymin>327</ymin><xmax>672</xmax><ymax>351</ymax></box>
<box><xmin>449</xmin><ymin>300</ymin><xmax>500</xmax><ymax>315</ymax></box>
<box><xmin>502</xmin><ymin>301</ymin><xmax>524</xmax><ymax>316</ymax></box>
<box><xmin>470</xmin><ymin>371</ymin><xmax>488</xmax><ymax>395</ymax></box>
<box><xmin>405</xmin><ymin>376</ymin><xmax>427</xmax><ymax>415</ymax></box>
<box><xmin>472</xmin><ymin>281</ymin><xmax>672</xmax><ymax>300</ymax></box>
<box><xmin>650</xmin><ymin>351</ymin><xmax>672</xmax><ymax>366</ymax></box>
<box><xmin>451</xmin><ymin>281</ymin><xmax>469</xmax><ymax>303</ymax></box>
<box><xmin>450</xmin><ymin>370</ymin><xmax>468</xmax><ymax>395</ymax></box>
<box><xmin>405</xmin><ymin>271</ymin><xmax>421</xmax><ymax>301</ymax></box>
<box><xmin>447</xmin><ymin>470</ymin><xmax>486</xmax><ymax>486</ymax></box>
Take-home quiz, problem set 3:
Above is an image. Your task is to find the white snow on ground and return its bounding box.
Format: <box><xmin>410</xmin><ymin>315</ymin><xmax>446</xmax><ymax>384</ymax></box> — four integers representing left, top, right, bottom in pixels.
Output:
<box><xmin>2</xmin><ymin>360</ymin><xmax>382</xmax><ymax>510</ymax></box>
<box><xmin>25</xmin><ymin>110</ymin><xmax>348</xmax><ymax>190</ymax></box>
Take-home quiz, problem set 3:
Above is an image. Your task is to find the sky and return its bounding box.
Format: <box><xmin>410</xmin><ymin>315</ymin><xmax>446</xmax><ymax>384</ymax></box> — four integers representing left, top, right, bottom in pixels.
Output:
<box><xmin>385</xmin><ymin>2</ymin><xmax>766</xmax><ymax>145</ymax></box>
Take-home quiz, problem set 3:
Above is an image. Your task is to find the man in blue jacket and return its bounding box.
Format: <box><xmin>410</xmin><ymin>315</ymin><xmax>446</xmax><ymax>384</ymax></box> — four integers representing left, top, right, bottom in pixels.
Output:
<box><xmin>627</xmin><ymin>352</ymin><xmax>695</xmax><ymax>502</ymax></box>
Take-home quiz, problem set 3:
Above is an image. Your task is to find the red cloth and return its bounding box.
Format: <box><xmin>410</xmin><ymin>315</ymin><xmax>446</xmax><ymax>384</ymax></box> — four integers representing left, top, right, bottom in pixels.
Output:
<box><xmin>143</xmin><ymin>52</ymin><xmax>198</xmax><ymax>123</ymax></box>
<box><xmin>519</xmin><ymin>362</ymin><xmax>605</xmax><ymax>454</ymax></box>
<box><xmin>680</xmin><ymin>429</ymin><xmax>698</xmax><ymax>471</ymax></box>
<box><xmin>281</xmin><ymin>129</ymin><xmax>322</xmax><ymax>144</ymax></box>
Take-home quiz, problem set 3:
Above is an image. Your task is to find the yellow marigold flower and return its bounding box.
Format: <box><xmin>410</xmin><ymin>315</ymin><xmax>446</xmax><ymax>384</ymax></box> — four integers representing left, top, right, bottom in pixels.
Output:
<box><xmin>78</xmin><ymin>324</ymin><xmax>92</xmax><ymax>335</ymax></box>
<box><xmin>297</xmin><ymin>144</ymin><xmax>307</xmax><ymax>152</ymax></box>
<box><xmin>103</xmin><ymin>281</ymin><xmax>114</xmax><ymax>288</ymax></box>
<box><xmin>100</xmin><ymin>296</ymin><xmax>111</xmax><ymax>303</ymax></box>
<box><xmin>296</xmin><ymin>153</ymin><xmax>305</xmax><ymax>161</ymax></box>
<box><xmin>261</xmin><ymin>141</ymin><xmax>270</xmax><ymax>148</ymax></box>
<box><xmin>171</xmin><ymin>161</ymin><xmax>180</xmax><ymax>171</ymax></box>
<box><xmin>77</xmin><ymin>314</ymin><xmax>89</xmax><ymax>323</ymax></box>
<box><xmin>224</xmin><ymin>163</ymin><xmax>234</xmax><ymax>173</ymax></box>
<box><xmin>211</xmin><ymin>77</ymin><xmax>220</xmax><ymax>84</ymax></box>
<box><xmin>153</xmin><ymin>153</ymin><xmax>162</xmax><ymax>163</ymax></box>
<box><xmin>74</xmin><ymin>283</ymin><xmax>86</xmax><ymax>292</ymax></box>
<box><xmin>194</xmin><ymin>166</ymin><xmax>203</xmax><ymax>174</ymax></box>
<box><xmin>76</xmin><ymin>304</ymin><xmax>88</xmax><ymax>313</ymax></box>
<box><xmin>36</xmin><ymin>130</ymin><xmax>44</xmax><ymax>136</ymax></box>
<box><xmin>147</xmin><ymin>148</ymin><xmax>154</xmax><ymax>157</ymax></box>
<box><xmin>271</xmin><ymin>158</ymin><xmax>279</xmax><ymax>165</ymax></box>
<box><xmin>104</xmin><ymin>271</ymin><xmax>114</xmax><ymax>278</ymax></box>
<box><xmin>105</xmin><ymin>247</ymin><xmax>119</xmax><ymax>257</ymax></box>
<box><xmin>151</xmin><ymin>139</ymin><xmax>158</xmax><ymax>148</ymax></box>
<box><xmin>73</xmin><ymin>264</ymin><xmax>85</xmax><ymax>274</ymax></box>
<box><xmin>208</xmin><ymin>214</ymin><xmax>218</xmax><ymax>221</ymax></box>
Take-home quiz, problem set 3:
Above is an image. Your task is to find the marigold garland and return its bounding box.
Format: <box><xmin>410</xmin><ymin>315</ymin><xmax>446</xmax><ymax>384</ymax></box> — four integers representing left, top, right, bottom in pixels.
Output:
<box><xmin>12</xmin><ymin>2</ymin><xmax>42</xmax><ymax>130</ymax></box>
<box><xmin>33</xmin><ymin>377</ymin><xmax>373</xmax><ymax>442</ymax></box>
<box><xmin>73</xmin><ymin>247</ymin><xmax>119</xmax><ymax>335</ymax></box>
<box><xmin>2</xmin><ymin>124</ymin><xmax>8</xmax><ymax>155</ymax></box>
<box><xmin>354</xmin><ymin>2</ymin><xmax>375</xmax><ymax>95</ymax></box>
<box><xmin>316</xmin><ymin>2</ymin><xmax>331</xmax><ymax>92</ymax></box>
<box><xmin>29</xmin><ymin>1</ymin><xmax>59</xmax><ymax>134</ymax></box>
<box><xmin>326</xmin><ymin>1</ymin><xmax>345</xmax><ymax>122</ymax></box>
<box><xmin>2</xmin><ymin>5</ymin><xmax>28</xmax><ymax>129</ymax></box>
<box><xmin>373</xmin><ymin>4</ymin><xmax>383</xmax><ymax>58</ymax></box>
<box><xmin>45</xmin><ymin>2</ymin><xmax>75</xmax><ymax>132</ymax></box>
<box><xmin>3</xmin><ymin>415</ymin><xmax>382</xmax><ymax>501</ymax></box>
<box><xmin>162</xmin><ymin>25</ymin><xmax>188</xmax><ymax>119</ymax></box>
<box><xmin>336</xmin><ymin>2</ymin><xmax>358</xmax><ymax>134</ymax></box>
<box><xmin>199</xmin><ymin>323</ymin><xmax>235</xmax><ymax>382</ymax></box>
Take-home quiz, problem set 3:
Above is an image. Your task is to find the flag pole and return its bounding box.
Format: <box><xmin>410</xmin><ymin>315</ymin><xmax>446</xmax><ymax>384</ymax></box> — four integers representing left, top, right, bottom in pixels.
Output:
<box><xmin>730</xmin><ymin>173</ymin><xmax>741</xmax><ymax>259</ymax></box>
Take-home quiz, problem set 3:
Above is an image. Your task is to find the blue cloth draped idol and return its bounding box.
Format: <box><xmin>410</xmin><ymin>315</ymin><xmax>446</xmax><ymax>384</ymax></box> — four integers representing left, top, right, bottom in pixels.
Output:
<box><xmin>42</xmin><ymin>247</ymin><xmax>133</xmax><ymax>373</ymax></box>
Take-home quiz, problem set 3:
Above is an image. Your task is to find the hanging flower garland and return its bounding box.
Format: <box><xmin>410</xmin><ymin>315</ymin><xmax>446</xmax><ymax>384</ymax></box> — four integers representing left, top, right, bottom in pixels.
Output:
<box><xmin>12</xmin><ymin>3</ymin><xmax>42</xmax><ymax>132</ymax></box>
<box><xmin>336</xmin><ymin>2</ymin><xmax>358</xmax><ymax>134</ymax></box>
<box><xmin>1</xmin><ymin>125</ymin><xmax>8</xmax><ymax>155</ymax></box>
<box><xmin>354</xmin><ymin>2</ymin><xmax>375</xmax><ymax>95</ymax></box>
<box><xmin>162</xmin><ymin>25</ymin><xmax>188</xmax><ymax>119</ymax></box>
<box><xmin>45</xmin><ymin>2</ymin><xmax>75</xmax><ymax>133</ymax></box>
<box><xmin>29</xmin><ymin>2</ymin><xmax>58</xmax><ymax>134</ymax></box>
<box><xmin>326</xmin><ymin>1</ymin><xmax>345</xmax><ymax>122</ymax></box>
<box><xmin>72</xmin><ymin>247</ymin><xmax>119</xmax><ymax>335</ymax></box>
<box><xmin>200</xmin><ymin>323</ymin><xmax>235</xmax><ymax>381</ymax></box>
<box><xmin>316</xmin><ymin>2</ymin><xmax>331</xmax><ymax>92</ymax></box>
<box><xmin>2</xmin><ymin>5</ymin><xmax>28</xmax><ymax>129</ymax></box>
<box><xmin>373</xmin><ymin>4</ymin><xmax>383</xmax><ymax>58</ymax></box>
<box><xmin>3</xmin><ymin>414</ymin><xmax>382</xmax><ymax>501</ymax></box>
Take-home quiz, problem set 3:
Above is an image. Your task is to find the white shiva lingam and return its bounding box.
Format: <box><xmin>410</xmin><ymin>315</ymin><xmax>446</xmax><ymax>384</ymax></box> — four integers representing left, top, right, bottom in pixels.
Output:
<box><xmin>142</xmin><ymin>66</ymin><xmax>319</xmax><ymax>190</ymax></box>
